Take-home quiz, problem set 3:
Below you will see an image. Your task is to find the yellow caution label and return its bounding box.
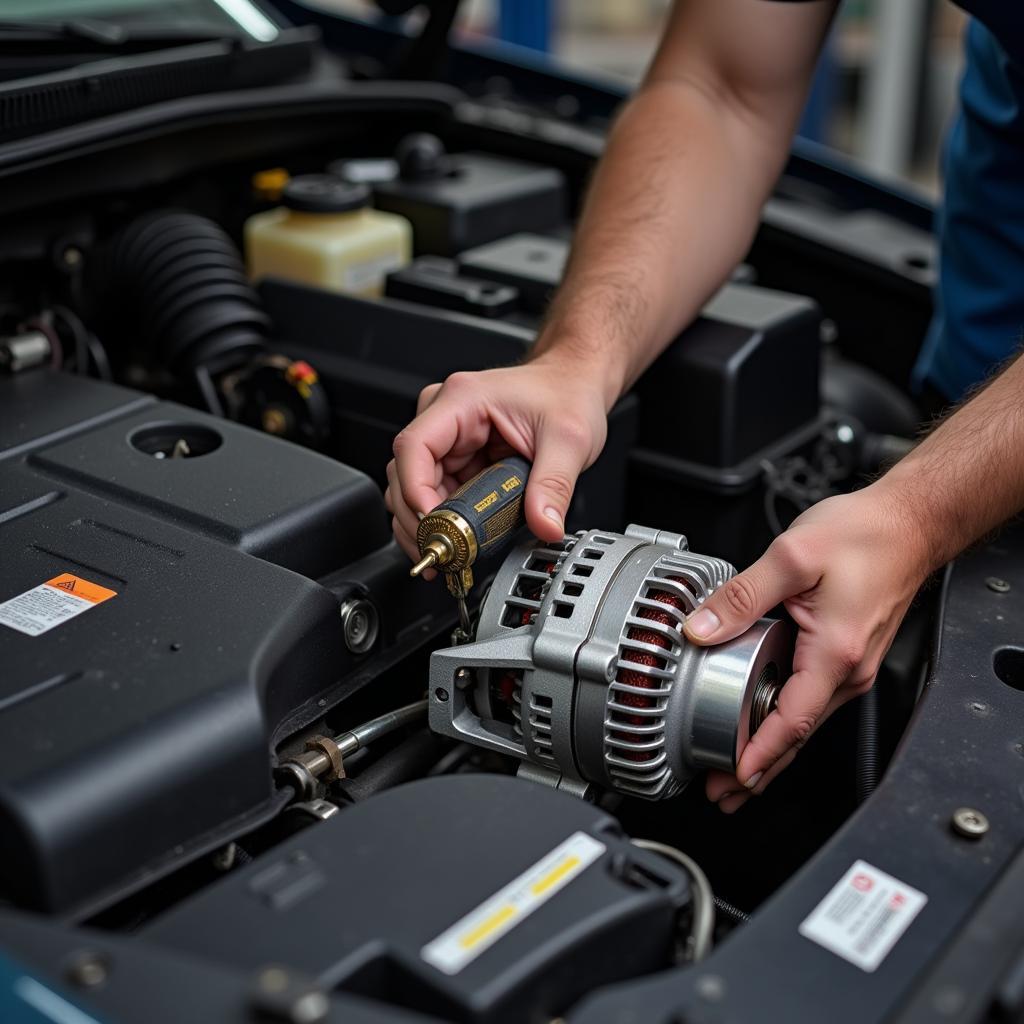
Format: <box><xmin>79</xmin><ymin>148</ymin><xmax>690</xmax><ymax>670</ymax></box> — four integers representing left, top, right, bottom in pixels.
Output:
<box><xmin>473</xmin><ymin>491</ymin><xmax>498</xmax><ymax>514</ymax></box>
<box><xmin>421</xmin><ymin>831</ymin><xmax>605</xmax><ymax>975</ymax></box>
<box><xmin>530</xmin><ymin>855</ymin><xmax>581</xmax><ymax>896</ymax></box>
<box><xmin>458</xmin><ymin>905</ymin><xmax>516</xmax><ymax>950</ymax></box>
<box><xmin>500</xmin><ymin>474</ymin><xmax>522</xmax><ymax>494</ymax></box>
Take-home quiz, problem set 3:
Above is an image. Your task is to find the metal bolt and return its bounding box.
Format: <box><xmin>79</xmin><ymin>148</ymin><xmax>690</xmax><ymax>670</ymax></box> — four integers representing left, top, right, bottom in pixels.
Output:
<box><xmin>986</xmin><ymin>577</ymin><xmax>1011</xmax><ymax>594</ymax></box>
<box><xmin>339</xmin><ymin>598</ymin><xmax>379</xmax><ymax>654</ymax></box>
<box><xmin>292</xmin><ymin>991</ymin><xmax>329</xmax><ymax>1023</ymax></box>
<box><xmin>66</xmin><ymin>951</ymin><xmax>109</xmax><ymax>988</ymax></box>
<box><xmin>951</xmin><ymin>807</ymin><xmax>989</xmax><ymax>839</ymax></box>
<box><xmin>261</xmin><ymin>406</ymin><xmax>289</xmax><ymax>436</ymax></box>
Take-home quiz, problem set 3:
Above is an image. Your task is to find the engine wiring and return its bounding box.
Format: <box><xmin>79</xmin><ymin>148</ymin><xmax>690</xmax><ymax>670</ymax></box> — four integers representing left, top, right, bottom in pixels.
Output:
<box><xmin>631</xmin><ymin>838</ymin><xmax>716</xmax><ymax>962</ymax></box>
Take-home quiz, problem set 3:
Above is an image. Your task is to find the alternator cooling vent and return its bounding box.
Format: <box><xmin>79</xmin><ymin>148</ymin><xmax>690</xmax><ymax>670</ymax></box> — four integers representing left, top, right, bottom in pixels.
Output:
<box><xmin>497</xmin><ymin>535</ymin><xmax>578</xmax><ymax>628</ymax></box>
<box><xmin>606</xmin><ymin>552</ymin><xmax>729</xmax><ymax>797</ymax></box>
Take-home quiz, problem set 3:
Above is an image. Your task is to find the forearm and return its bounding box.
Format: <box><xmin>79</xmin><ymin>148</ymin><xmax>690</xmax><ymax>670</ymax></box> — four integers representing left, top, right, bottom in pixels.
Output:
<box><xmin>531</xmin><ymin>79</ymin><xmax>789</xmax><ymax>407</ymax></box>
<box><xmin>879</xmin><ymin>354</ymin><xmax>1024</xmax><ymax>571</ymax></box>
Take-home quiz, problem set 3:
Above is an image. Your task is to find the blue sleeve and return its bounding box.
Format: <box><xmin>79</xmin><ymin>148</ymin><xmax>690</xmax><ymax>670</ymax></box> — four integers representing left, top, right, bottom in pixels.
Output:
<box><xmin>914</xmin><ymin>20</ymin><xmax>1024</xmax><ymax>401</ymax></box>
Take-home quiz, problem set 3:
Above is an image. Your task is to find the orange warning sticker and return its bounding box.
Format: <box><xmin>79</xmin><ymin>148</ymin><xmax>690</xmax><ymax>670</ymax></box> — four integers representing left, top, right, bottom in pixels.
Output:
<box><xmin>0</xmin><ymin>572</ymin><xmax>118</xmax><ymax>636</ymax></box>
<box><xmin>43</xmin><ymin>573</ymin><xmax>117</xmax><ymax>605</ymax></box>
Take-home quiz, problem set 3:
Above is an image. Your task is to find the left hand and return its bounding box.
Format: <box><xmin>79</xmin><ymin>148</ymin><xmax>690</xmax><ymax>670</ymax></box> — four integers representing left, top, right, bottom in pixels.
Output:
<box><xmin>682</xmin><ymin>481</ymin><xmax>934</xmax><ymax>813</ymax></box>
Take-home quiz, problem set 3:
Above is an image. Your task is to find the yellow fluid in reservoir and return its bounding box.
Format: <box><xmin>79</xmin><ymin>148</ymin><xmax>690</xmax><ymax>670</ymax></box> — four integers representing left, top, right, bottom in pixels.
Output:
<box><xmin>245</xmin><ymin>204</ymin><xmax>411</xmax><ymax>298</ymax></box>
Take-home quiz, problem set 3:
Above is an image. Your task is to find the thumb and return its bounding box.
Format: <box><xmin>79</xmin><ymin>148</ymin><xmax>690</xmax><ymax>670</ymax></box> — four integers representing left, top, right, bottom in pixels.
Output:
<box><xmin>683</xmin><ymin>537</ymin><xmax>814</xmax><ymax>645</ymax></box>
<box><xmin>525</xmin><ymin>422</ymin><xmax>591</xmax><ymax>542</ymax></box>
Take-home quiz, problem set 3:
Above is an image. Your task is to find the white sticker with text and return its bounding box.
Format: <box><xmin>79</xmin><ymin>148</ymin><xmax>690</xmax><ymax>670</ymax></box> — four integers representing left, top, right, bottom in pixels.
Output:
<box><xmin>799</xmin><ymin>859</ymin><xmax>927</xmax><ymax>972</ymax></box>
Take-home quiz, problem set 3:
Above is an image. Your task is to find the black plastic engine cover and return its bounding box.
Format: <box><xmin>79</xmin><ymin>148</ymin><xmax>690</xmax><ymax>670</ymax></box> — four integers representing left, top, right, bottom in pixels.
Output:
<box><xmin>373</xmin><ymin>152</ymin><xmax>566</xmax><ymax>257</ymax></box>
<box><xmin>142</xmin><ymin>774</ymin><xmax>689</xmax><ymax>1024</ymax></box>
<box><xmin>0</xmin><ymin>372</ymin><xmax>391</xmax><ymax>914</ymax></box>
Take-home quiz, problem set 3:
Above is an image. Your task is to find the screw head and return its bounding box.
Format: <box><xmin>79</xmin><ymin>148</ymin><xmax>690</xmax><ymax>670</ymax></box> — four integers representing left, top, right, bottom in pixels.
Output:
<box><xmin>66</xmin><ymin>951</ymin><xmax>109</xmax><ymax>988</ymax></box>
<box><xmin>986</xmin><ymin>577</ymin><xmax>1011</xmax><ymax>594</ymax></box>
<box><xmin>951</xmin><ymin>807</ymin><xmax>989</xmax><ymax>839</ymax></box>
<box><xmin>339</xmin><ymin>598</ymin><xmax>378</xmax><ymax>654</ymax></box>
<box><xmin>261</xmin><ymin>406</ymin><xmax>289</xmax><ymax>436</ymax></box>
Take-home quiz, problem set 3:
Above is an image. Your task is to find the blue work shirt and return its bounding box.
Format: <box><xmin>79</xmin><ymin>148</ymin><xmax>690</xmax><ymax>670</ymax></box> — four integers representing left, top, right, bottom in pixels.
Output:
<box><xmin>913</xmin><ymin>7</ymin><xmax>1024</xmax><ymax>401</ymax></box>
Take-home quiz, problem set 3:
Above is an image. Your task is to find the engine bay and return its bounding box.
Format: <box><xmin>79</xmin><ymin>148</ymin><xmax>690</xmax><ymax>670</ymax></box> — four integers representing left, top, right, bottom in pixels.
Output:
<box><xmin>0</xmin><ymin>16</ymin><xmax>1022</xmax><ymax>1022</ymax></box>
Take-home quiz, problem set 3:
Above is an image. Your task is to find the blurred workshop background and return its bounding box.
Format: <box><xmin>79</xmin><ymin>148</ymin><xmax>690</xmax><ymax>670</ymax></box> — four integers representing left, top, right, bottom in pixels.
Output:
<box><xmin>320</xmin><ymin>0</ymin><xmax>966</xmax><ymax>195</ymax></box>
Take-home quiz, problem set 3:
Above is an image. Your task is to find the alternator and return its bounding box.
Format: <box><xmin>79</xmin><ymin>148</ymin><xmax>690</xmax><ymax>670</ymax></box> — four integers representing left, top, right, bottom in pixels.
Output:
<box><xmin>429</xmin><ymin>525</ymin><xmax>791</xmax><ymax>799</ymax></box>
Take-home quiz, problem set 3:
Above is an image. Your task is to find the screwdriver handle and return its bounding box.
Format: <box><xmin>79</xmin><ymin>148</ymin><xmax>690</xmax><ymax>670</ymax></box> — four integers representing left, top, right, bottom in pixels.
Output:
<box><xmin>411</xmin><ymin>456</ymin><xmax>530</xmax><ymax>578</ymax></box>
<box><xmin>443</xmin><ymin>455</ymin><xmax>530</xmax><ymax>556</ymax></box>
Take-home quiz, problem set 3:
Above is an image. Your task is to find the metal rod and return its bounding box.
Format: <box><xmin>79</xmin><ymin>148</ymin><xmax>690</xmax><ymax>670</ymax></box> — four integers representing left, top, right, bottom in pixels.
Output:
<box><xmin>343</xmin><ymin>700</ymin><xmax>428</xmax><ymax>753</ymax></box>
<box><xmin>279</xmin><ymin>701</ymin><xmax>429</xmax><ymax>793</ymax></box>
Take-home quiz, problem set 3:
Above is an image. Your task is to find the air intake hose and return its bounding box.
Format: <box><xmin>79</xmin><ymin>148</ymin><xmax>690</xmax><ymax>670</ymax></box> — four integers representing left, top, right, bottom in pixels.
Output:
<box><xmin>103</xmin><ymin>210</ymin><xmax>270</xmax><ymax>374</ymax></box>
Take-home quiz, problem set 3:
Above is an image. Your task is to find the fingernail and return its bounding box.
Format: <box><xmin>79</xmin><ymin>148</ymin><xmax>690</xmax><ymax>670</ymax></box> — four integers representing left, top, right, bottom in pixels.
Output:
<box><xmin>416</xmin><ymin>512</ymin><xmax>425</xmax><ymax>521</ymax></box>
<box><xmin>716</xmin><ymin>790</ymin><xmax>739</xmax><ymax>802</ymax></box>
<box><xmin>543</xmin><ymin>507</ymin><xmax>562</xmax><ymax>527</ymax></box>
<box><xmin>685</xmin><ymin>608</ymin><xmax>720</xmax><ymax>639</ymax></box>
<box><xmin>743</xmin><ymin>770</ymin><xmax>763</xmax><ymax>790</ymax></box>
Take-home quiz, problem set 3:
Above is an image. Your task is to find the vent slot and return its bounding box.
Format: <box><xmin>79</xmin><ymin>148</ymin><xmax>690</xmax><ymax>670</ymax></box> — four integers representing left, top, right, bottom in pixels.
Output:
<box><xmin>529</xmin><ymin>693</ymin><xmax>555</xmax><ymax>762</ymax></box>
<box><xmin>605</xmin><ymin>550</ymin><xmax>734</xmax><ymax>799</ymax></box>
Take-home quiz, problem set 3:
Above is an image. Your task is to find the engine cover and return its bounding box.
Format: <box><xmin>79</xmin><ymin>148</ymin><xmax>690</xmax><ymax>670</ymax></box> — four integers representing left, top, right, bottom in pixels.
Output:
<box><xmin>429</xmin><ymin>526</ymin><xmax>791</xmax><ymax>798</ymax></box>
<box><xmin>0</xmin><ymin>372</ymin><xmax>395</xmax><ymax>914</ymax></box>
<box><xmin>141</xmin><ymin>774</ymin><xmax>690</xmax><ymax>1024</ymax></box>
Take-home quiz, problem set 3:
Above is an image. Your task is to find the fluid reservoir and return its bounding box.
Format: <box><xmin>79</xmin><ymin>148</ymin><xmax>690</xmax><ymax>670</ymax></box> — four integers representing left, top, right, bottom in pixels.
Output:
<box><xmin>245</xmin><ymin>175</ymin><xmax>411</xmax><ymax>298</ymax></box>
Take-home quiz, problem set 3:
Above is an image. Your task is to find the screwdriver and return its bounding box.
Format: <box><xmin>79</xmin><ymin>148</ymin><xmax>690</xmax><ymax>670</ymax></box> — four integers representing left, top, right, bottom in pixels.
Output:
<box><xmin>410</xmin><ymin>455</ymin><xmax>530</xmax><ymax>641</ymax></box>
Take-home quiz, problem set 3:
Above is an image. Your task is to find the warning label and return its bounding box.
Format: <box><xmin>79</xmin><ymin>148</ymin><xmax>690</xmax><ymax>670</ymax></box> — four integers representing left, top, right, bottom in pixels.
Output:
<box><xmin>799</xmin><ymin>859</ymin><xmax>927</xmax><ymax>972</ymax></box>
<box><xmin>422</xmin><ymin>831</ymin><xmax>605</xmax><ymax>975</ymax></box>
<box><xmin>0</xmin><ymin>573</ymin><xmax>117</xmax><ymax>637</ymax></box>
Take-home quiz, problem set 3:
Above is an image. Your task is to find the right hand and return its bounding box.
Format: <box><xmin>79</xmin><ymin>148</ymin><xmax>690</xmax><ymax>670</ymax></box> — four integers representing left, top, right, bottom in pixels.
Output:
<box><xmin>385</xmin><ymin>353</ymin><xmax>611</xmax><ymax>563</ymax></box>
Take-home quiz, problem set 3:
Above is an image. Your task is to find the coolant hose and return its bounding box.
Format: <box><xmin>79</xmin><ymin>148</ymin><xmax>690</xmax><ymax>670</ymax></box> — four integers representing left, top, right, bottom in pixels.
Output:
<box><xmin>103</xmin><ymin>210</ymin><xmax>270</xmax><ymax>374</ymax></box>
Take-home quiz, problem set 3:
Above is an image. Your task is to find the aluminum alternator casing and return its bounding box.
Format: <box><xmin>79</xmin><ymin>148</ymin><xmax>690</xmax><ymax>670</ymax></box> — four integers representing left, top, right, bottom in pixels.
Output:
<box><xmin>429</xmin><ymin>525</ymin><xmax>792</xmax><ymax>799</ymax></box>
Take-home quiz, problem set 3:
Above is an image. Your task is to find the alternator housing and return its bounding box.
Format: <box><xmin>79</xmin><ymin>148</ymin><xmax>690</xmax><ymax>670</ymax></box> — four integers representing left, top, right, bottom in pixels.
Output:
<box><xmin>429</xmin><ymin>525</ymin><xmax>791</xmax><ymax>798</ymax></box>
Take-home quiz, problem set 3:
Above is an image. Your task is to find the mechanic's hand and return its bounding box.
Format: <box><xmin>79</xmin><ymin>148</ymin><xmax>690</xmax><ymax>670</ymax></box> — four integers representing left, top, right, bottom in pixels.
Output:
<box><xmin>385</xmin><ymin>353</ymin><xmax>611</xmax><ymax>566</ymax></box>
<box><xmin>683</xmin><ymin>484</ymin><xmax>932</xmax><ymax>814</ymax></box>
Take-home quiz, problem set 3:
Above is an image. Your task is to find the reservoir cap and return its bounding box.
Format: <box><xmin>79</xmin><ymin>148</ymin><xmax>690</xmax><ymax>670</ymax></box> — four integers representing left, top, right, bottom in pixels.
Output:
<box><xmin>283</xmin><ymin>175</ymin><xmax>370</xmax><ymax>214</ymax></box>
